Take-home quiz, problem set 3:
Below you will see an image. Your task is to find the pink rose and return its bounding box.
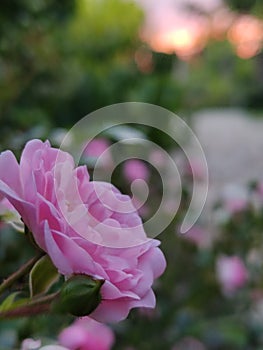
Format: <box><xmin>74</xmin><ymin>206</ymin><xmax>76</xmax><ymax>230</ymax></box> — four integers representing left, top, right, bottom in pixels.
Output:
<box><xmin>216</xmin><ymin>255</ymin><xmax>248</xmax><ymax>295</ymax></box>
<box><xmin>59</xmin><ymin>317</ymin><xmax>114</xmax><ymax>350</ymax></box>
<box><xmin>0</xmin><ymin>140</ymin><xmax>166</xmax><ymax>322</ymax></box>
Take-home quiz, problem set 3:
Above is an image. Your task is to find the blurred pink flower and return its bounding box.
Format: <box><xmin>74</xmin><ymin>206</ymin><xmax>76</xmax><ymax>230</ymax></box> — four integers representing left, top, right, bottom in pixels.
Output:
<box><xmin>138</xmin><ymin>306</ymin><xmax>159</xmax><ymax>319</ymax></box>
<box><xmin>184</xmin><ymin>159</ymin><xmax>206</xmax><ymax>181</ymax></box>
<box><xmin>84</xmin><ymin>138</ymin><xmax>110</xmax><ymax>158</ymax></box>
<box><xmin>225</xmin><ymin>198</ymin><xmax>247</xmax><ymax>214</ymax></box>
<box><xmin>83</xmin><ymin>138</ymin><xmax>112</xmax><ymax>168</ymax></box>
<box><xmin>21</xmin><ymin>338</ymin><xmax>42</xmax><ymax>350</ymax></box>
<box><xmin>21</xmin><ymin>338</ymin><xmax>69</xmax><ymax>350</ymax></box>
<box><xmin>59</xmin><ymin>317</ymin><xmax>114</xmax><ymax>350</ymax></box>
<box><xmin>123</xmin><ymin>159</ymin><xmax>150</xmax><ymax>218</ymax></box>
<box><xmin>0</xmin><ymin>139</ymin><xmax>166</xmax><ymax>322</ymax></box>
<box><xmin>182</xmin><ymin>226</ymin><xmax>210</xmax><ymax>249</ymax></box>
<box><xmin>123</xmin><ymin>159</ymin><xmax>149</xmax><ymax>183</ymax></box>
<box><xmin>256</xmin><ymin>182</ymin><xmax>263</xmax><ymax>200</ymax></box>
<box><xmin>172</xmin><ymin>336</ymin><xmax>206</xmax><ymax>350</ymax></box>
<box><xmin>149</xmin><ymin>149</ymin><xmax>166</xmax><ymax>168</ymax></box>
<box><xmin>216</xmin><ymin>255</ymin><xmax>248</xmax><ymax>295</ymax></box>
<box><xmin>222</xmin><ymin>185</ymin><xmax>248</xmax><ymax>215</ymax></box>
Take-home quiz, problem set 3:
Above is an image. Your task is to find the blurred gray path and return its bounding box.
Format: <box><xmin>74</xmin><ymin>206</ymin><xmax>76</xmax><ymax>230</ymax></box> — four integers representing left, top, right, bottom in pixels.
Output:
<box><xmin>191</xmin><ymin>108</ymin><xmax>263</xmax><ymax>205</ymax></box>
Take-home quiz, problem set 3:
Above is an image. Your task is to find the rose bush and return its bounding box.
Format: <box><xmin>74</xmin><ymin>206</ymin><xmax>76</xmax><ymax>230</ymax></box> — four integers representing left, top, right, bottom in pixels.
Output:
<box><xmin>0</xmin><ymin>139</ymin><xmax>166</xmax><ymax>322</ymax></box>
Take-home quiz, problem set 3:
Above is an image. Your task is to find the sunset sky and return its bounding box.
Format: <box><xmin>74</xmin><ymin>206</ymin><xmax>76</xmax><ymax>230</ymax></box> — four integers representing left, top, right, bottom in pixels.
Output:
<box><xmin>134</xmin><ymin>0</ymin><xmax>263</xmax><ymax>59</ymax></box>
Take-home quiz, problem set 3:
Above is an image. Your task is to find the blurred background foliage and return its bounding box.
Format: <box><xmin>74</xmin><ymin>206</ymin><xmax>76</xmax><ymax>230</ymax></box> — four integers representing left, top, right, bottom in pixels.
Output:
<box><xmin>225</xmin><ymin>0</ymin><xmax>261</xmax><ymax>14</ymax></box>
<box><xmin>1</xmin><ymin>0</ymin><xmax>263</xmax><ymax>150</ymax></box>
<box><xmin>1</xmin><ymin>0</ymin><xmax>263</xmax><ymax>349</ymax></box>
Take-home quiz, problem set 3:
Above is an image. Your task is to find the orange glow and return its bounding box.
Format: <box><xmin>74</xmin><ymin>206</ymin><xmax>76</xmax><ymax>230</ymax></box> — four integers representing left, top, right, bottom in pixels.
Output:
<box><xmin>228</xmin><ymin>15</ymin><xmax>263</xmax><ymax>58</ymax></box>
<box><xmin>211</xmin><ymin>8</ymin><xmax>235</xmax><ymax>40</ymax></box>
<box><xmin>139</xmin><ymin>1</ymin><xmax>263</xmax><ymax>60</ymax></box>
<box><xmin>143</xmin><ymin>17</ymin><xmax>209</xmax><ymax>59</ymax></box>
<box><xmin>164</xmin><ymin>28</ymin><xmax>196</xmax><ymax>51</ymax></box>
<box><xmin>235</xmin><ymin>42</ymin><xmax>262</xmax><ymax>59</ymax></box>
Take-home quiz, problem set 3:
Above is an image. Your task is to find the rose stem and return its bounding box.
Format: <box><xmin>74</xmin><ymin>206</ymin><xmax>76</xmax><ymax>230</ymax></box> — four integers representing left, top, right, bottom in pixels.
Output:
<box><xmin>0</xmin><ymin>254</ymin><xmax>43</xmax><ymax>296</ymax></box>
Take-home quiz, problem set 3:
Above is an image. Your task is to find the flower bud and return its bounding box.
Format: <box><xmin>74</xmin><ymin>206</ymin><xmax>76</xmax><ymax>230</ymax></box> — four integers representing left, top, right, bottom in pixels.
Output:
<box><xmin>56</xmin><ymin>275</ymin><xmax>104</xmax><ymax>317</ymax></box>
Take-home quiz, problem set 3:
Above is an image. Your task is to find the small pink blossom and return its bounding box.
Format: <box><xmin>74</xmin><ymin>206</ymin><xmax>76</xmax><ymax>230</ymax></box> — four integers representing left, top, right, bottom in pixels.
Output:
<box><xmin>59</xmin><ymin>317</ymin><xmax>114</xmax><ymax>350</ymax></box>
<box><xmin>216</xmin><ymin>255</ymin><xmax>248</xmax><ymax>295</ymax></box>
<box><xmin>182</xmin><ymin>226</ymin><xmax>210</xmax><ymax>249</ymax></box>
<box><xmin>0</xmin><ymin>140</ymin><xmax>166</xmax><ymax>322</ymax></box>
<box><xmin>83</xmin><ymin>138</ymin><xmax>112</xmax><ymax>168</ymax></box>
<box><xmin>84</xmin><ymin>138</ymin><xmax>110</xmax><ymax>158</ymax></box>
<box><xmin>123</xmin><ymin>159</ymin><xmax>149</xmax><ymax>183</ymax></box>
<box><xmin>222</xmin><ymin>185</ymin><xmax>248</xmax><ymax>215</ymax></box>
<box><xmin>225</xmin><ymin>198</ymin><xmax>247</xmax><ymax>214</ymax></box>
<box><xmin>184</xmin><ymin>159</ymin><xmax>206</xmax><ymax>181</ymax></box>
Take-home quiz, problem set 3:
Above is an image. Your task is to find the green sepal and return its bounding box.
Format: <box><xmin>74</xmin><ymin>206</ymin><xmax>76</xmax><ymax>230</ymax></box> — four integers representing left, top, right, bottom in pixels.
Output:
<box><xmin>29</xmin><ymin>255</ymin><xmax>59</xmax><ymax>297</ymax></box>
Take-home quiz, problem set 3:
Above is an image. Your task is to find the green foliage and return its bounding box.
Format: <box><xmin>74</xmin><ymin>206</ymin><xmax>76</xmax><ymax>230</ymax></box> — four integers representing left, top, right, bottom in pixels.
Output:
<box><xmin>0</xmin><ymin>293</ymin><xmax>21</xmax><ymax>313</ymax></box>
<box><xmin>223</xmin><ymin>0</ymin><xmax>261</xmax><ymax>14</ymax></box>
<box><xmin>0</xmin><ymin>0</ymin><xmax>144</xmax><ymax>149</ymax></box>
<box><xmin>1</xmin><ymin>0</ymin><xmax>263</xmax><ymax>348</ymax></box>
<box><xmin>69</xmin><ymin>0</ymin><xmax>143</xmax><ymax>56</ymax></box>
<box><xmin>29</xmin><ymin>255</ymin><xmax>59</xmax><ymax>297</ymax></box>
<box><xmin>180</xmin><ymin>41</ymin><xmax>257</xmax><ymax>109</ymax></box>
<box><xmin>0</xmin><ymin>0</ymin><xmax>262</xmax><ymax>152</ymax></box>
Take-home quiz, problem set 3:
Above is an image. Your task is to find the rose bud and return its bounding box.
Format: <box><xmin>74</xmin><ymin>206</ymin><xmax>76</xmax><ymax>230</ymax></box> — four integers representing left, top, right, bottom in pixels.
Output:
<box><xmin>56</xmin><ymin>275</ymin><xmax>104</xmax><ymax>317</ymax></box>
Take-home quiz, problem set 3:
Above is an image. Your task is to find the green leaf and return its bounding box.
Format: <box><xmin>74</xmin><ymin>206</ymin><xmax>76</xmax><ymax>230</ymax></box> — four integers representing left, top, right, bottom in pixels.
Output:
<box><xmin>0</xmin><ymin>292</ymin><xmax>29</xmax><ymax>312</ymax></box>
<box><xmin>29</xmin><ymin>255</ymin><xmax>59</xmax><ymax>297</ymax></box>
<box><xmin>0</xmin><ymin>292</ymin><xmax>20</xmax><ymax>312</ymax></box>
